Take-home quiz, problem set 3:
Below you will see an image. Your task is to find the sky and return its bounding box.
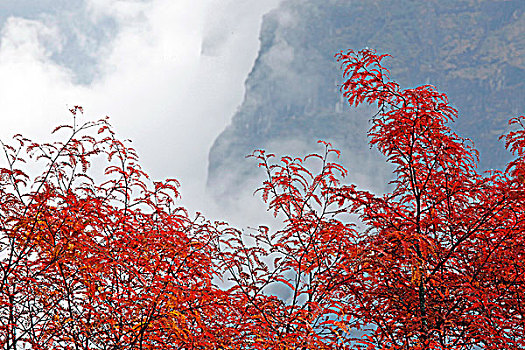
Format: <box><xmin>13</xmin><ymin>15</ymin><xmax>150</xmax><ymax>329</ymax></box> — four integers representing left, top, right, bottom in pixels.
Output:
<box><xmin>0</xmin><ymin>0</ymin><xmax>282</xmax><ymax>220</ymax></box>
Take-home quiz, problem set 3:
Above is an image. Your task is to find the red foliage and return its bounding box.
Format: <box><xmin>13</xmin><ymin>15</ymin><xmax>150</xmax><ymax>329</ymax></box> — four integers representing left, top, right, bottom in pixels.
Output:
<box><xmin>0</xmin><ymin>110</ymin><xmax>230</xmax><ymax>349</ymax></box>
<box><xmin>330</xmin><ymin>49</ymin><xmax>525</xmax><ymax>349</ymax></box>
<box><xmin>1</xmin><ymin>50</ymin><xmax>524</xmax><ymax>349</ymax></box>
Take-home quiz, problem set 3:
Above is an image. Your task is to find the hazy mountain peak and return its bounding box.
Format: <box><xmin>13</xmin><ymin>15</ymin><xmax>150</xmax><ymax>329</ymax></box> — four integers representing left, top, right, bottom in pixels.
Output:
<box><xmin>207</xmin><ymin>0</ymin><xmax>524</xmax><ymax>205</ymax></box>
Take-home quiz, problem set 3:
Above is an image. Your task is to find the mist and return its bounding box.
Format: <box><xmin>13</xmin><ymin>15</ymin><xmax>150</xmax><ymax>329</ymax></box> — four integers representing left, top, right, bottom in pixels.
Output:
<box><xmin>0</xmin><ymin>0</ymin><xmax>282</xmax><ymax>224</ymax></box>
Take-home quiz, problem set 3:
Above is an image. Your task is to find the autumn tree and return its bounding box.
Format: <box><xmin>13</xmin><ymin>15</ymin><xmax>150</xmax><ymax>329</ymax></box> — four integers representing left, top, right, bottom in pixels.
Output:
<box><xmin>215</xmin><ymin>49</ymin><xmax>525</xmax><ymax>349</ymax></box>
<box><xmin>0</xmin><ymin>108</ymin><xmax>233</xmax><ymax>349</ymax></box>
<box><xmin>329</xmin><ymin>49</ymin><xmax>525</xmax><ymax>349</ymax></box>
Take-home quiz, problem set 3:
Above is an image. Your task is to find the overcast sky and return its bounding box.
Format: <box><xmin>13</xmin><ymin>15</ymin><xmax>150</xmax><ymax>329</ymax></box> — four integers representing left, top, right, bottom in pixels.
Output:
<box><xmin>0</xmin><ymin>0</ymin><xmax>282</xmax><ymax>219</ymax></box>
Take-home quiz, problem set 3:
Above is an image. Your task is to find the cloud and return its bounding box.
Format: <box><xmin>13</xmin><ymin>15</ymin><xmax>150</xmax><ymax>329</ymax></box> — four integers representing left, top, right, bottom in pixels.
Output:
<box><xmin>0</xmin><ymin>17</ymin><xmax>79</xmax><ymax>139</ymax></box>
<box><xmin>0</xmin><ymin>0</ymin><xmax>281</xmax><ymax>220</ymax></box>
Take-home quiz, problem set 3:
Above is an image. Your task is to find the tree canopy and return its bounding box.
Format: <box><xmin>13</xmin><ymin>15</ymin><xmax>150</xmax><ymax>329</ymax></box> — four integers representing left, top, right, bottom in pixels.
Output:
<box><xmin>1</xmin><ymin>49</ymin><xmax>524</xmax><ymax>349</ymax></box>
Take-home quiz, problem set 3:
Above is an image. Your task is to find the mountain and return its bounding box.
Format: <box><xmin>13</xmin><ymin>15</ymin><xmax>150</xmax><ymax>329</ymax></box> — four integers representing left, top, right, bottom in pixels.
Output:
<box><xmin>207</xmin><ymin>0</ymin><xmax>524</xmax><ymax>202</ymax></box>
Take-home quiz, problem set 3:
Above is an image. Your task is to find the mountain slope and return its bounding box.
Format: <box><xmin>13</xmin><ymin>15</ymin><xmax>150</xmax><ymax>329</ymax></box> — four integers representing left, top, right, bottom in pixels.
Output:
<box><xmin>207</xmin><ymin>0</ymin><xmax>524</xmax><ymax>201</ymax></box>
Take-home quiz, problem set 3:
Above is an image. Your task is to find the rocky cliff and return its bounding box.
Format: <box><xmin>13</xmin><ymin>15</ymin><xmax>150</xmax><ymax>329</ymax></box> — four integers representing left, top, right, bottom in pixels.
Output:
<box><xmin>207</xmin><ymin>0</ymin><xmax>524</xmax><ymax>202</ymax></box>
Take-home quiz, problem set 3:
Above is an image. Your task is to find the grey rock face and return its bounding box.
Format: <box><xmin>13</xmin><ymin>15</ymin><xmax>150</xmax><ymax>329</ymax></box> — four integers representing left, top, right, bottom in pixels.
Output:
<box><xmin>208</xmin><ymin>0</ymin><xmax>524</xmax><ymax>201</ymax></box>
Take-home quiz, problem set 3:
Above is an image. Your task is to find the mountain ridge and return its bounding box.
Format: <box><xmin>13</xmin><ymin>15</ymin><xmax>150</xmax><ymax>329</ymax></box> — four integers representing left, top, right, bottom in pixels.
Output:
<box><xmin>207</xmin><ymin>0</ymin><xmax>524</xmax><ymax>202</ymax></box>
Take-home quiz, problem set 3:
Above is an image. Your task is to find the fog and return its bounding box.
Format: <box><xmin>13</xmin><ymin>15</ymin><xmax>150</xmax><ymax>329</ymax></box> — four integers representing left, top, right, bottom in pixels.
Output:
<box><xmin>0</xmin><ymin>0</ymin><xmax>281</xmax><ymax>223</ymax></box>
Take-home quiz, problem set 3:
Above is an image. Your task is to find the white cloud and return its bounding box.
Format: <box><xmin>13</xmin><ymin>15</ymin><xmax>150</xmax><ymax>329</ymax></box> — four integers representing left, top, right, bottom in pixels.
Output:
<box><xmin>86</xmin><ymin>0</ymin><xmax>152</xmax><ymax>22</ymax></box>
<box><xmin>0</xmin><ymin>17</ymin><xmax>79</xmax><ymax>138</ymax></box>
<box><xmin>0</xmin><ymin>0</ymin><xmax>282</xmax><ymax>220</ymax></box>
<box><xmin>0</xmin><ymin>17</ymin><xmax>63</xmax><ymax>58</ymax></box>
